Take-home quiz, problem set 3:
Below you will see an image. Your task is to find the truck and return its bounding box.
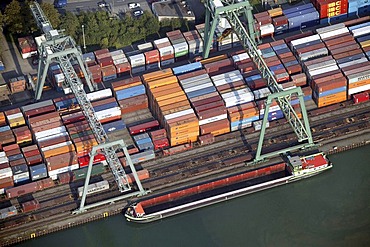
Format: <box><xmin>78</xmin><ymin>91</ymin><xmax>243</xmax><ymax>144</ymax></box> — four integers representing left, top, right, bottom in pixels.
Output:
<box><xmin>55</xmin><ymin>0</ymin><xmax>67</xmax><ymax>8</ymax></box>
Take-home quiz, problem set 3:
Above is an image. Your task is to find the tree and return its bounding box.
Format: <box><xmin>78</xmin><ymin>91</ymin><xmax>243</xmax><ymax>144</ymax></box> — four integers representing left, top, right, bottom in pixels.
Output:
<box><xmin>4</xmin><ymin>0</ymin><xmax>25</xmax><ymax>34</ymax></box>
<box><xmin>41</xmin><ymin>3</ymin><xmax>61</xmax><ymax>28</ymax></box>
<box><xmin>60</xmin><ymin>11</ymin><xmax>80</xmax><ymax>40</ymax></box>
<box><xmin>22</xmin><ymin>0</ymin><xmax>38</xmax><ymax>34</ymax></box>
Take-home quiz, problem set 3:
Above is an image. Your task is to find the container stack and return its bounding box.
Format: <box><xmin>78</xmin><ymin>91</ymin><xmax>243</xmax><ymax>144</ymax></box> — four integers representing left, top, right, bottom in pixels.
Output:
<box><xmin>18</xmin><ymin>36</ymin><xmax>37</xmax><ymax>59</ymax></box>
<box><xmin>0</xmin><ymin>158</ymin><xmax>13</xmax><ymax>194</ymax></box>
<box><xmin>143</xmin><ymin>69</ymin><xmax>199</xmax><ymax>146</ymax></box>
<box><xmin>112</xmin><ymin>77</ymin><xmax>149</xmax><ymax>115</ymax></box>
<box><xmin>138</xmin><ymin>43</ymin><xmax>160</xmax><ymax>71</ymax></box>
<box><xmin>268</xmin><ymin>8</ymin><xmax>288</xmax><ymax>35</ymax></box>
<box><xmin>203</xmin><ymin>57</ymin><xmax>234</xmax><ymax>77</ymax></box>
<box><xmin>12</xmin><ymin>126</ymin><xmax>32</xmax><ymax>146</ymax></box>
<box><xmin>45</xmin><ymin>152</ymin><xmax>78</xmax><ymax>180</ymax></box>
<box><xmin>350</xmin><ymin>22</ymin><xmax>370</xmax><ymax>59</ymax></box>
<box><xmin>95</xmin><ymin>49</ymin><xmax>116</xmax><ymax>82</ymax></box>
<box><xmin>313</xmin><ymin>0</ymin><xmax>348</xmax><ymax>24</ymax></box>
<box><xmin>88</xmin><ymin>64</ymin><xmax>102</xmax><ymax>84</ymax></box>
<box><xmin>269</xmin><ymin>40</ymin><xmax>303</xmax><ymax>81</ymax></box>
<box><xmin>178</xmin><ymin>67</ymin><xmax>228</xmax><ymax>136</ymax></box>
<box><xmin>8</xmin><ymin>76</ymin><xmax>27</xmax><ymax>94</ymax></box>
<box><xmin>82</xmin><ymin>52</ymin><xmax>97</xmax><ymax>67</ymax></box>
<box><xmin>5</xmin><ymin>108</ymin><xmax>26</xmax><ymax>129</ymax></box>
<box><xmin>126</xmin><ymin>48</ymin><xmax>146</xmax><ymax>75</ymax></box>
<box><xmin>48</xmin><ymin>63</ymin><xmax>65</xmax><ymax>92</ymax></box>
<box><xmin>254</xmin><ymin>11</ymin><xmax>274</xmax><ymax>38</ymax></box>
<box><xmin>258</xmin><ymin>43</ymin><xmax>290</xmax><ymax>83</ymax></box>
<box><xmin>22</xmin><ymin>145</ymin><xmax>43</xmax><ymax>167</ymax></box>
<box><xmin>258</xmin><ymin>99</ymin><xmax>284</xmax><ymax>122</ymax></box>
<box><xmin>0</xmin><ymin>124</ymin><xmax>16</xmax><ymax>147</ymax></box>
<box><xmin>290</xmin><ymin>34</ymin><xmax>328</xmax><ymax>63</ymax></box>
<box><xmin>283</xmin><ymin>3</ymin><xmax>320</xmax><ymax>32</ymax></box>
<box><xmin>111</xmin><ymin>49</ymin><xmax>131</xmax><ymax>77</ymax></box>
<box><xmin>211</xmin><ymin>70</ymin><xmax>256</xmax><ymax>131</ymax></box>
<box><xmin>149</xmin><ymin>129</ymin><xmax>169</xmax><ymax>150</ymax></box>
<box><xmin>183</xmin><ymin>30</ymin><xmax>203</xmax><ymax>58</ymax></box>
<box><xmin>133</xmin><ymin>133</ymin><xmax>154</xmax><ymax>151</ymax></box>
<box><xmin>166</xmin><ymin>30</ymin><xmax>189</xmax><ymax>62</ymax></box>
<box><xmin>153</xmin><ymin>38</ymin><xmax>175</xmax><ymax>67</ymax></box>
<box><xmin>11</xmin><ymin>163</ymin><xmax>29</xmax><ymax>184</ymax></box>
<box><xmin>3</xmin><ymin>144</ymin><xmax>27</xmax><ymax>172</ymax></box>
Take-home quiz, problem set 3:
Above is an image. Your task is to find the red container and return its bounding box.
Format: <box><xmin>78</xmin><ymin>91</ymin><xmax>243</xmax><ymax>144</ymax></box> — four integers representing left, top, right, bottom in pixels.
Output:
<box><xmin>24</xmin><ymin>105</ymin><xmax>55</xmax><ymax>118</ymax></box>
<box><xmin>198</xmin><ymin>133</ymin><xmax>215</xmax><ymax>145</ymax></box>
<box><xmin>0</xmin><ymin>177</ymin><xmax>14</xmax><ymax>189</ymax></box>
<box><xmin>101</xmin><ymin>65</ymin><xmax>116</xmax><ymax>77</ymax></box>
<box><xmin>216</xmin><ymin>80</ymin><xmax>246</xmax><ymax>92</ymax></box>
<box><xmin>199</xmin><ymin>119</ymin><xmax>229</xmax><ymax>135</ymax></box>
<box><xmin>145</xmin><ymin>50</ymin><xmax>160</xmax><ymax>63</ymax></box>
<box><xmin>25</xmin><ymin>155</ymin><xmax>42</xmax><ymax>166</ymax></box>
<box><xmin>153</xmin><ymin>138</ymin><xmax>170</xmax><ymax>150</ymax></box>
<box><xmin>115</xmin><ymin>62</ymin><xmax>131</xmax><ymax>74</ymax></box>
<box><xmin>3</xmin><ymin>144</ymin><xmax>19</xmax><ymax>152</ymax></box>
<box><xmin>177</xmin><ymin>69</ymin><xmax>207</xmax><ymax>81</ymax></box>
<box><xmin>58</xmin><ymin>172</ymin><xmax>73</xmax><ymax>184</ymax></box>
<box><xmin>195</xmin><ymin>101</ymin><xmax>225</xmax><ymax>114</ymax></box>
<box><xmin>191</xmin><ymin>95</ymin><xmax>223</xmax><ymax>108</ymax></box>
<box><xmin>98</xmin><ymin>56</ymin><xmax>114</xmax><ymax>67</ymax></box>
<box><xmin>352</xmin><ymin>92</ymin><xmax>369</xmax><ymax>104</ymax></box>
<box><xmin>23</xmin><ymin>149</ymin><xmax>40</xmax><ymax>158</ymax></box>
<box><xmin>88</xmin><ymin>64</ymin><xmax>101</xmax><ymax>74</ymax></box>
<box><xmin>316</xmin><ymin>0</ymin><xmax>348</xmax><ymax>19</ymax></box>
<box><xmin>6</xmin><ymin>182</ymin><xmax>38</xmax><ymax>199</ymax></box>
<box><xmin>78</xmin><ymin>153</ymin><xmax>106</xmax><ymax>168</ymax></box>
<box><xmin>126</xmin><ymin>169</ymin><xmax>150</xmax><ymax>184</ymax></box>
<box><xmin>197</xmin><ymin>106</ymin><xmax>226</xmax><ymax>120</ymax></box>
<box><xmin>129</xmin><ymin>120</ymin><xmax>160</xmax><ymax>135</ymax></box>
<box><xmin>272</xmin><ymin>16</ymin><xmax>288</xmax><ymax>26</ymax></box>
<box><xmin>247</xmin><ymin>78</ymin><xmax>268</xmax><ymax>90</ymax></box>
<box><xmin>150</xmin><ymin>129</ymin><xmax>167</xmax><ymax>141</ymax></box>
<box><xmin>22</xmin><ymin>200</ymin><xmax>40</xmax><ymax>213</ymax></box>
<box><xmin>324</xmin><ymin>34</ymin><xmax>354</xmax><ymax>47</ymax></box>
<box><xmin>36</xmin><ymin>178</ymin><xmax>54</xmax><ymax>189</ymax></box>
<box><xmin>94</xmin><ymin>48</ymin><xmax>109</xmax><ymax>56</ymax></box>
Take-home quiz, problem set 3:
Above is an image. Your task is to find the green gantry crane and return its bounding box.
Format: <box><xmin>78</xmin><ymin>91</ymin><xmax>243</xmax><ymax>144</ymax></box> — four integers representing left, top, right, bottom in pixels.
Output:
<box><xmin>202</xmin><ymin>0</ymin><xmax>315</xmax><ymax>162</ymax></box>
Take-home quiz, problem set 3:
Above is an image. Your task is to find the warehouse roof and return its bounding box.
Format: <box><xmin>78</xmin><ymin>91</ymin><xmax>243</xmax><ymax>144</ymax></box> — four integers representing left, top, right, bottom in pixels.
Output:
<box><xmin>152</xmin><ymin>0</ymin><xmax>195</xmax><ymax>20</ymax></box>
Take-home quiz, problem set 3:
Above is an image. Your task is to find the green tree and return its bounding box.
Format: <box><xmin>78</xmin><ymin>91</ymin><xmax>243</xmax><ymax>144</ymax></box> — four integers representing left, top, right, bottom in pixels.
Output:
<box><xmin>0</xmin><ymin>11</ymin><xmax>4</xmax><ymax>31</ymax></box>
<box><xmin>170</xmin><ymin>18</ymin><xmax>182</xmax><ymax>31</ymax></box>
<box><xmin>41</xmin><ymin>3</ymin><xmax>61</xmax><ymax>28</ymax></box>
<box><xmin>60</xmin><ymin>11</ymin><xmax>80</xmax><ymax>40</ymax></box>
<box><xmin>22</xmin><ymin>0</ymin><xmax>38</xmax><ymax>34</ymax></box>
<box><xmin>100</xmin><ymin>37</ymin><xmax>109</xmax><ymax>48</ymax></box>
<box><xmin>4</xmin><ymin>0</ymin><xmax>24</xmax><ymax>34</ymax></box>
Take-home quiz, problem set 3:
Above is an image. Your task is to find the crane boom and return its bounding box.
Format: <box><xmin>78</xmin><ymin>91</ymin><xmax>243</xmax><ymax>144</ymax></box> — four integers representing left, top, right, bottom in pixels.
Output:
<box><xmin>203</xmin><ymin>0</ymin><xmax>314</xmax><ymax>161</ymax></box>
<box><xmin>29</xmin><ymin>1</ymin><xmax>137</xmax><ymax>193</ymax></box>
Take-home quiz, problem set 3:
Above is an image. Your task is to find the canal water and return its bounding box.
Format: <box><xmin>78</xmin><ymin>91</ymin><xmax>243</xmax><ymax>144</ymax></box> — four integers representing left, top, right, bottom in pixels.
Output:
<box><xmin>19</xmin><ymin>146</ymin><xmax>370</xmax><ymax>247</ymax></box>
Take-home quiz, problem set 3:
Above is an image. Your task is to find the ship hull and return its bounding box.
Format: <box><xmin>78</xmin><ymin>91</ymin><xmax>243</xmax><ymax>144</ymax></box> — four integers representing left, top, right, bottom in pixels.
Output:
<box><xmin>125</xmin><ymin>163</ymin><xmax>332</xmax><ymax>223</ymax></box>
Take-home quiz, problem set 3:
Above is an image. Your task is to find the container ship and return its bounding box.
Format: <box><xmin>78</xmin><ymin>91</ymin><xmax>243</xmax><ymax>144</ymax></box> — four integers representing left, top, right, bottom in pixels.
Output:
<box><xmin>124</xmin><ymin>152</ymin><xmax>332</xmax><ymax>223</ymax></box>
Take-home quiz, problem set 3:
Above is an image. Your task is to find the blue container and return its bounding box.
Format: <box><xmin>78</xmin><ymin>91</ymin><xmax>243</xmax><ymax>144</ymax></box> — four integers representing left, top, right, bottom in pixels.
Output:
<box><xmin>82</xmin><ymin>52</ymin><xmax>96</xmax><ymax>63</ymax></box>
<box><xmin>103</xmin><ymin>120</ymin><xmax>126</xmax><ymax>133</ymax></box>
<box><xmin>136</xmin><ymin>137</ymin><xmax>152</xmax><ymax>146</ymax></box>
<box><xmin>260</xmin><ymin>47</ymin><xmax>274</xmax><ymax>54</ymax></box>
<box><xmin>14</xmin><ymin>177</ymin><xmax>30</xmax><ymax>184</ymax></box>
<box><xmin>294</xmin><ymin>39</ymin><xmax>322</xmax><ymax>50</ymax></box>
<box><xmin>138</xmin><ymin>142</ymin><xmax>154</xmax><ymax>151</ymax></box>
<box><xmin>316</xmin><ymin>86</ymin><xmax>347</xmax><ymax>97</ymax></box>
<box><xmin>245</xmin><ymin>74</ymin><xmax>262</xmax><ymax>82</ymax></box>
<box><xmin>116</xmin><ymin>85</ymin><xmax>145</xmax><ymax>100</ymax></box>
<box><xmin>283</xmin><ymin>3</ymin><xmax>314</xmax><ymax>15</ymax></box>
<box><xmin>356</xmin><ymin>34</ymin><xmax>370</xmax><ymax>42</ymax></box>
<box><xmin>328</xmin><ymin>13</ymin><xmax>348</xmax><ymax>25</ymax></box>
<box><xmin>11</xmin><ymin>164</ymin><xmax>28</xmax><ymax>175</ymax></box>
<box><xmin>288</xmin><ymin>10</ymin><xmax>319</xmax><ymax>30</ymax></box>
<box><xmin>347</xmin><ymin>11</ymin><xmax>359</xmax><ymax>18</ymax></box>
<box><xmin>187</xmin><ymin>86</ymin><xmax>216</xmax><ymax>98</ymax></box>
<box><xmin>284</xmin><ymin>60</ymin><xmax>299</xmax><ymax>67</ymax></box>
<box><xmin>286</xmin><ymin>7</ymin><xmax>316</xmax><ymax>18</ymax></box>
<box><xmin>0</xmin><ymin>125</ymin><xmax>11</xmax><ymax>132</ymax></box>
<box><xmin>275</xmin><ymin>25</ymin><xmax>289</xmax><ymax>36</ymax></box>
<box><xmin>172</xmin><ymin>62</ymin><xmax>202</xmax><ymax>75</ymax></box>
<box><xmin>231</xmin><ymin>116</ymin><xmax>259</xmax><ymax>128</ymax></box>
<box><xmin>30</xmin><ymin>163</ymin><xmax>48</xmax><ymax>181</ymax></box>
<box><xmin>273</xmin><ymin>45</ymin><xmax>289</xmax><ymax>52</ymax></box>
<box><xmin>93</xmin><ymin>101</ymin><xmax>118</xmax><ymax>112</ymax></box>
<box><xmin>337</xmin><ymin>53</ymin><xmax>365</xmax><ymax>64</ymax></box>
<box><xmin>269</xmin><ymin>64</ymin><xmax>285</xmax><ymax>72</ymax></box>
<box><xmin>358</xmin><ymin>5</ymin><xmax>370</xmax><ymax>16</ymax></box>
<box><xmin>301</xmin><ymin>19</ymin><xmax>320</xmax><ymax>29</ymax></box>
<box><xmin>348</xmin><ymin>21</ymin><xmax>370</xmax><ymax>31</ymax></box>
<box><xmin>8</xmin><ymin>154</ymin><xmax>24</xmax><ymax>162</ymax></box>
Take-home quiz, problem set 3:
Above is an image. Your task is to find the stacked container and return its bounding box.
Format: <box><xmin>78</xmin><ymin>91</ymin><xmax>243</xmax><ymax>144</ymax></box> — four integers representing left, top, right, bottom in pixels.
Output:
<box><xmin>179</xmin><ymin>67</ymin><xmax>229</xmax><ymax>136</ymax></box>
<box><xmin>18</xmin><ymin>36</ymin><xmax>37</xmax><ymax>59</ymax></box>
<box><xmin>258</xmin><ymin>99</ymin><xmax>284</xmax><ymax>122</ymax></box>
<box><xmin>111</xmin><ymin>49</ymin><xmax>131</xmax><ymax>77</ymax></box>
<box><xmin>48</xmin><ymin>63</ymin><xmax>65</xmax><ymax>92</ymax></box>
<box><xmin>290</xmin><ymin>34</ymin><xmax>328</xmax><ymax>62</ymax></box>
<box><xmin>254</xmin><ymin>11</ymin><xmax>274</xmax><ymax>38</ymax></box>
<box><xmin>11</xmin><ymin>163</ymin><xmax>30</xmax><ymax>184</ymax></box>
<box><xmin>8</xmin><ymin>76</ymin><xmax>27</xmax><ymax>94</ymax></box>
<box><xmin>137</xmin><ymin>42</ymin><xmax>160</xmax><ymax>71</ymax></box>
<box><xmin>0</xmin><ymin>156</ymin><xmax>13</xmax><ymax>194</ymax></box>
<box><xmin>133</xmin><ymin>133</ymin><xmax>154</xmax><ymax>151</ymax></box>
<box><xmin>12</xmin><ymin>126</ymin><xmax>32</xmax><ymax>145</ymax></box>
<box><xmin>124</xmin><ymin>46</ymin><xmax>146</xmax><ymax>75</ymax></box>
<box><xmin>22</xmin><ymin>145</ymin><xmax>43</xmax><ymax>167</ymax></box>
<box><xmin>166</xmin><ymin>30</ymin><xmax>189</xmax><ymax>62</ymax></box>
<box><xmin>313</xmin><ymin>0</ymin><xmax>348</xmax><ymax>23</ymax></box>
<box><xmin>283</xmin><ymin>3</ymin><xmax>320</xmax><ymax>31</ymax></box>
<box><xmin>153</xmin><ymin>38</ymin><xmax>175</xmax><ymax>67</ymax></box>
<box><xmin>112</xmin><ymin>77</ymin><xmax>149</xmax><ymax>115</ymax></box>
<box><xmin>183</xmin><ymin>30</ymin><xmax>204</xmax><ymax>58</ymax></box>
<box><xmin>0</xmin><ymin>125</ymin><xmax>15</xmax><ymax>147</ymax></box>
<box><xmin>143</xmin><ymin>69</ymin><xmax>199</xmax><ymax>146</ymax></box>
<box><xmin>203</xmin><ymin>57</ymin><xmax>235</xmax><ymax>77</ymax></box>
<box><xmin>258</xmin><ymin>43</ymin><xmax>290</xmax><ymax>83</ymax></box>
<box><xmin>95</xmin><ymin>49</ymin><xmax>117</xmax><ymax>82</ymax></box>
<box><xmin>3</xmin><ymin>144</ymin><xmax>27</xmax><ymax>173</ymax></box>
<box><xmin>149</xmin><ymin>129</ymin><xmax>169</xmax><ymax>150</ymax></box>
<box><xmin>5</xmin><ymin>108</ymin><xmax>26</xmax><ymax>129</ymax></box>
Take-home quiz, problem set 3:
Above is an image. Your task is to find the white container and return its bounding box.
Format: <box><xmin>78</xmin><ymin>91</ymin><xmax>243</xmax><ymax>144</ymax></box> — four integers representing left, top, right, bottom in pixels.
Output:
<box><xmin>0</xmin><ymin>157</ymin><xmax>8</xmax><ymax>165</ymax></box>
<box><xmin>137</xmin><ymin>42</ymin><xmax>153</xmax><ymax>51</ymax></box>
<box><xmin>35</xmin><ymin>126</ymin><xmax>66</xmax><ymax>140</ymax></box>
<box><xmin>131</xmin><ymin>66</ymin><xmax>145</xmax><ymax>74</ymax></box>
<box><xmin>154</xmin><ymin>38</ymin><xmax>171</xmax><ymax>47</ymax></box>
<box><xmin>0</xmin><ymin>152</ymin><xmax>6</xmax><ymax>158</ymax></box>
<box><xmin>338</xmin><ymin>57</ymin><xmax>368</xmax><ymax>69</ymax></box>
<box><xmin>224</xmin><ymin>96</ymin><xmax>254</xmax><ymax>108</ymax></box>
<box><xmin>87</xmin><ymin>88</ymin><xmax>112</xmax><ymax>102</ymax></box>
<box><xmin>159</xmin><ymin>47</ymin><xmax>174</xmax><ymax>56</ymax></box>
<box><xmin>128</xmin><ymin>53</ymin><xmax>145</xmax><ymax>67</ymax></box>
<box><xmin>300</xmin><ymin>48</ymin><xmax>328</xmax><ymax>62</ymax></box>
<box><xmin>13</xmin><ymin>172</ymin><xmax>29</xmax><ymax>181</ymax></box>
<box><xmin>291</xmin><ymin>34</ymin><xmax>321</xmax><ymax>48</ymax></box>
<box><xmin>184</xmin><ymin>82</ymin><xmax>214</xmax><ymax>93</ymax></box>
<box><xmin>48</xmin><ymin>164</ymin><xmax>79</xmax><ymax>177</ymax></box>
<box><xmin>165</xmin><ymin>108</ymin><xmax>194</xmax><ymax>121</ymax></box>
<box><xmin>6</xmin><ymin>113</ymin><xmax>23</xmax><ymax>120</ymax></box>
<box><xmin>222</xmin><ymin>88</ymin><xmax>252</xmax><ymax>99</ymax></box>
<box><xmin>199</xmin><ymin>114</ymin><xmax>227</xmax><ymax>125</ymax></box>
<box><xmin>348</xmin><ymin>71</ymin><xmax>370</xmax><ymax>84</ymax></box>
<box><xmin>352</xmin><ymin>26</ymin><xmax>370</xmax><ymax>37</ymax></box>
<box><xmin>110</xmin><ymin>49</ymin><xmax>124</xmax><ymax>56</ymax></box>
<box><xmin>253</xmin><ymin>88</ymin><xmax>271</xmax><ymax>100</ymax></box>
<box><xmin>260</xmin><ymin>24</ymin><xmax>275</xmax><ymax>36</ymax></box>
<box><xmin>319</xmin><ymin>27</ymin><xmax>349</xmax><ymax>40</ymax></box>
<box><xmin>348</xmin><ymin>84</ymin><xmax>370</xmax><ymax>95</ymax></box>
<box><xmin>316</xmin><ymin>23</ymin><xmax>345</xmax><ymax>34</ymax></box>
<box><xmin>37</xmin><ymin>131</ymin><xmax>69</xmax><ymax>144</ymax></box>
<box><xmin>213</xmin><ymin>75</ymin><xmax>244</xmax><ymax>87</ymax></box>
<box><xmin>182</xmin><ymin>79</ymin><xmax>212</xmax><ymax>90</ymax></box>
<box><xmin>232</xmin><ymin>52</ymin><xmax>250</xmax><ymax>63</ymax></box>
<box><xmin>309</xmin><ymin>64</ymin><xmax>338</xmax><ymax>77</ymax></box>
<box><xmin>180</xmin><ymin>74</ymin><xmax>210</xmax><ymax>85</ymax></box>
<box><xmin>0</xmin><ymin>168</ymin><xmax>12</xmax><ymax>179</ymax></box>
<box><xmin>231</xmin><ymin>122</ymin><xmax>252</xmax><ymax>131</ymax></box>
<box><xmin>253</xmin><ymin>119</ymin><xmax>270</xmax><ymax>131</ymax></box>
<box><xmin>95</xmin><ymin>107</ymin><xmax>121</xmax><ymax>120</ymax></box>
<box><xmin>211</xmin><ymin>70</ymin><xmax>241</xmax><ymax>81</ymax></box>
<box><xmin>307</xmin><ymin>59</ymin><xmax>337</xmax><ymax>72</ymax></box>
<box><xmin>41</xmin><ymin>141</ymin><xmax>73</xmax><ymax>152</ymax></box>
<box><xmin>112</xmin><ymin>54</ymin><xmax>126</xmax><ymax>61</ymax></box>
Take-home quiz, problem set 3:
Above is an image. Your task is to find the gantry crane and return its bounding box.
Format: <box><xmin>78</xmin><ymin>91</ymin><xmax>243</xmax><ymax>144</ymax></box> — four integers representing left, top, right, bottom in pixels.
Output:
<box><xmin>203</xmin><ymin>0</ymin><xmax>315</xmax><ymax>162</ymax></box>
<box><xmin>29</xmin><ymin>2</ymin><xmax>148</xmax><ymax>214</ymax></box>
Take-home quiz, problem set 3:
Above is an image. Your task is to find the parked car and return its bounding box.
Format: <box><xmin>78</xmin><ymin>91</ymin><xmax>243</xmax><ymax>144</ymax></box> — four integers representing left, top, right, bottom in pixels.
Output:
<box><xmin>128</xmin><ymin>2</ymin><xmax>140</xmax><ymax>9</ymax></box>
<box><xmin>98</xmin><ymin>1</ymin><xmax>108</xmax><ymax>7</ymax></box>
<box><xmin>133</xmin><ymin>9</ymin><xmax>144</xmax><ymax>17</ymax></box>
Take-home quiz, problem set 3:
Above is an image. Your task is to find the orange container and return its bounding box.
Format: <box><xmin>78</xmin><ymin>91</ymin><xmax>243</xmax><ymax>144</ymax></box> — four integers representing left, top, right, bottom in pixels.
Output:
<box><xmin>167</xmin><ymin>118</ymin><xmax>199</xmax><ymax>133</ymax></box>
<box><xmin>126</xmin><ymin>169</ymin><xmax>150</xmax><ymax>184</ymax></box>
<box><xmin>111</xmin><ymin>76</ymin><xmax>142</xmax><ymax>91</ymax></box>
<box><xmin>43</xmin><ymin>144</ymin><xmax>75</xmax><ymax>158</ymax></box>
<box><xmin>142</xmin><ymin>69</ymin><xmax>173</xmax><ymax>83</ymax></box>
<box><xmin>157</xmin><ymin>94</ymin><xmax>188</xmax><ymax>108</ymax></box>
<box><xmin>348</xmin><ymin>79</ymin><xmax>370</xmax><ymax>89</ymax></box>
<box><xmin>170</xmin><ymin>135</ymin><xmax>198</xmax><ymax>146</ymax></box>
<box><xmin>147</xmin><ymin>76</ymin><xmax>178</xmax><ymax>89</ymax></box>
<box><xmin>211</xmin><ymin>127</ymin><xmax>230</xmax><ymax>136</ymax></box>
<box><xmin>0</xmin><ymin>112</ymin><xmax>6</xmax><ymax>126</ymax></box>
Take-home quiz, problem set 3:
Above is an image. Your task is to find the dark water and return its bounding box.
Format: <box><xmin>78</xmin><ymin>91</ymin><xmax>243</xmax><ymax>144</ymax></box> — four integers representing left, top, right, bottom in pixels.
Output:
<box><xmin>19</xmin><ymin>146</ymin><xmax>370</xmax><ymax>247</ymax></box>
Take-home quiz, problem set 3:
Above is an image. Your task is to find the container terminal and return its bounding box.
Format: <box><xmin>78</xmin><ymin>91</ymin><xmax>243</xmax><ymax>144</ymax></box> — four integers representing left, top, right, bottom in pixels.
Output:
<box><xmin>1</xmin><ymin>0</ymin><xmax>370</xmax><ymax>245</ymax></box>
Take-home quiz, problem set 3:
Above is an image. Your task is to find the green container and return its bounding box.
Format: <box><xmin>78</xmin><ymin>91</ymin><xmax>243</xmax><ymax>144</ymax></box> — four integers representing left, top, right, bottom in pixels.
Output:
<box><xmin>73</xmin><ymin>163</ymin><xmax>106</xmax><ymax>180</ymax></box>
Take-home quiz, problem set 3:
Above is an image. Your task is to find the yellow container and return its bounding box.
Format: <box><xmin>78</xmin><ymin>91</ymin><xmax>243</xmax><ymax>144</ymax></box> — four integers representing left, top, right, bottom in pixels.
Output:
<box><xmin>268</xmin><ymin>8</ymin><xmax>282</xmax><ymax>17</ymax></box>
<box><xmin>43</xmin><ymin>144</ymin><xmax>75</xmax><ymax>158</ymax></box>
